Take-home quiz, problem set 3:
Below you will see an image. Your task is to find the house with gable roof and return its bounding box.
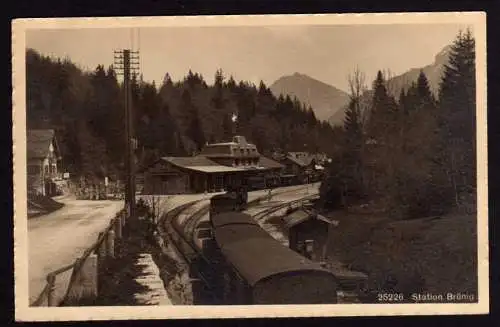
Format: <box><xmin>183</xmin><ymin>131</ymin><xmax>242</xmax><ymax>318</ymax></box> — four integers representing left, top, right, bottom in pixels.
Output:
<box><xmin>277</xmin><ymin>152</ymin><xmax>328</xmax><ymax>184</ymax></box>
<box><xmin>27</xmin><ymin>129</ymin><xmax>63</xmax><ymax>196</ymax></box>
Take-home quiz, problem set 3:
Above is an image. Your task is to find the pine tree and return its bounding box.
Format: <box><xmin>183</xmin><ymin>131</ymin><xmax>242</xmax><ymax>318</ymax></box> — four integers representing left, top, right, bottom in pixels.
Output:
<box><xmin>221</xmin><ymin>113</ymin><xmax>233</xmax><ymax>141</ymax></box>
<box><xmin>342</xmin><ymin>97</ymin><xmax>364</xmax><ymax>200</ymax></box>
<box><xmin>214</xmin><ymin>69</ymin><xmax>224</xmax><ymax>88</ymax></box>
<box><xmin>367</xmin><ymin>70</ymin><xmax>399</xmax><ymax>142</ymax></box>
<box><xmin>25</xmin><ymin>48</ymin><xmax>342</xmax><ymax>186</ymax></box>
<box><xmin>162</xmin><ymin>72</ymin><xmax>173</xmax><ymax>87</ymax></box>
<box><xmin>416</xmin><ymin>70</ymin><xmax>436</xmax><ymax>111</ymax></box>
<box><xmin>180</xmin><ymin>89</ymin><xmax>205</xmax><ymax>151</ymax></box>
<box><xmin>434</xmin><ymin>28</ymin><xmax>476</xmax><ymax>207</ymax></box>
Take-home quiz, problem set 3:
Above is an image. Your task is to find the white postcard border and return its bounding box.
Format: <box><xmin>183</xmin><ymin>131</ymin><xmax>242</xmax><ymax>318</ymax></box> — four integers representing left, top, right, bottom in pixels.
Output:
<box><xmin>12</xmin><ymin>12</ymin><xmax>488</xmax><ymax>321</ymax></box>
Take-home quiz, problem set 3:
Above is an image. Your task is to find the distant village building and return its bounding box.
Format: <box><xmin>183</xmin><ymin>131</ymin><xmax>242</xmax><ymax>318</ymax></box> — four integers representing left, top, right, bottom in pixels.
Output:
<box><xmin>27</xmin><ymin>129</ymin><xmax>62</xmax><ymax>196</ymax></box>
<box><xmin>141</xmin><ymin>136</ymin><xmax>283</xmax><ymax>195</ymax></box>
<box><xmin>275</xmin><ymin>152</ymin><xmax>327</xmax><ymax>185</ymax></box>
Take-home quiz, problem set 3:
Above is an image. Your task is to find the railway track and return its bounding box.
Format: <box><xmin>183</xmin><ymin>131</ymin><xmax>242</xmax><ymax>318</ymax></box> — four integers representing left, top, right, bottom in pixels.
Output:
<box><xmin>173</xmin><ymin>184</ymin><xmax>319</xmax><ymax>253</ymax></box>
<box><xmin>161</xmin><ymin>185</ymin><xmax>318</xmax><ymax>260</ymax></box>
<box><xmin>160</xmin><ymin>200</ymin><xmax>207</xmax><ymax>264</ymax></box>
<box><xmin>251</xmin><ymin>193</ymin><xmax>318</xmax><ymax>223</ymax></box>
<box><xmin>156</xmin><ymin>184</ymin><xmax>320</xmax><ymax>303</ymax></box>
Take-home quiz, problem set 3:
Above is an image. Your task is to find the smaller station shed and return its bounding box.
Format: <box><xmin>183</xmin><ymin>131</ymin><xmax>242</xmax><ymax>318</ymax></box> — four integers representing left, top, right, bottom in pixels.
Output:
<box><xmin>283</xmin><ymin>208</ymin><xmax>338</xmax><ymax>262</ymax></box>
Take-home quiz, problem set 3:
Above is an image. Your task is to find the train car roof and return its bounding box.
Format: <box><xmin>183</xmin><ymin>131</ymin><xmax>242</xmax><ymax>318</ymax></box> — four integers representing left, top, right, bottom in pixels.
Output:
<box><xmin>213</xmin><ymin>220</ymin><xmax>333</xmax><ymax>286</ymax></box>
<box><xmin>211</xmin><ymin>193</ymin><xmax>235</xmax><ymax>200</ymax></box>
<box><xmin>211</xmin><ymin>212</ymin><xmax>258</xmax><ymax>228</ymax></box>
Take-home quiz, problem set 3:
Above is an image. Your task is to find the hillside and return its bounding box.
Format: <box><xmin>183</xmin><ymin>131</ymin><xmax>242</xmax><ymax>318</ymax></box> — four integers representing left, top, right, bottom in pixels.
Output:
<box><xmin>26</xmin><ymin>49</ymin><xmax>341</xmax><ymax>183</ymax></box>
<box><xmin>386</xmin><ymin>45</ymin><xmax>451</xmax><ymax>97</ymax></box>
<box><xmin>328</xmin><ymin>45</ymin><xmax>452</xmax><ymax>126</ymax></box>
<box><xmin>270</xmin><ymin>73</ymin><xmax>350</xmax><ymax>123</ymax></box>
<box><xmin>324</xmin><ymin>209</ymin><xmax>477</xmax><ymax>301</ymax></box>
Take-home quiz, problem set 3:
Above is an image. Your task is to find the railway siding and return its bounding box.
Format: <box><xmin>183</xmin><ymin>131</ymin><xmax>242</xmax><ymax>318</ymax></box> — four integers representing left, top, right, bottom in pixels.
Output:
<box><xmin>247</xmin><ymin>194</ymin><xmax>368</xmax><ymax>301</ymax></box>
<box><xmin>152</xmin><ymin>184</ymin><xmax>323</xmax><ymax>305</ymax></box>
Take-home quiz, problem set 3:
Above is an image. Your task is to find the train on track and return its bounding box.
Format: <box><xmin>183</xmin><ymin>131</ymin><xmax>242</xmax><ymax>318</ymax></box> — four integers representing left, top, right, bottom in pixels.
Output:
<box><xmin>209</xmin><ymin>187</ymin><xmax>248</xmax><ymax>217</ymax></box>
<box><xmin>196</xmin><ymin>211</ymin><xmax>338</xmax><ymax>304</ymax></box>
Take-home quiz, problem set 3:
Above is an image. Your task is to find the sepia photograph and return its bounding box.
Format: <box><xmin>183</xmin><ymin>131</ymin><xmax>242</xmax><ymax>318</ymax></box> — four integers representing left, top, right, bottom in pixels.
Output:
<box><xmin>12</xmin><ymin>12</ymin><xmax>487</xmax><ymax>321</ymax></box>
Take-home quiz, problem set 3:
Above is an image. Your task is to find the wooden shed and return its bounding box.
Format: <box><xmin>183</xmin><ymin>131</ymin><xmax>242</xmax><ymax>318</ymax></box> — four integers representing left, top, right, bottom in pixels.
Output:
<box><xmin>283</xmin><ymin>208</ymin><xmax>338</xmax><ymax>262</ymax></box>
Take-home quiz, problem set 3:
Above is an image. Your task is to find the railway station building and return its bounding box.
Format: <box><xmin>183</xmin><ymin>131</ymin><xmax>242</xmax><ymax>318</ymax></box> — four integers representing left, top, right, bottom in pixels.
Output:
<box><xmin>141</xmin><ymin>136</ymin><xmax>284</xmax><ymax>195</ymax></box>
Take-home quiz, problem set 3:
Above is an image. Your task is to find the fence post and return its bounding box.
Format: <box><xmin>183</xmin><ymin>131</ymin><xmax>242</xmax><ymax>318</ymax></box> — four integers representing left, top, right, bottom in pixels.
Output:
<box><xmin>82</xmin><ymin>254</ymin><xmax>99</xmax><ymax>300</ymax></box>
<box><xmin>114</xmin><ymin>217</ymin><xmax>122</xmax><ymax>240</ymax></box>
<box><xmin>47</xmin><ymin>274</ymin><xmax>56</xmax><ymax>307</ymax></box>
<box><xmin>97</xmin><ymin>232</ymin><xmax>106</xmax><ymax>263</ymax></box>
<box><xmin>106</xmin><ymin>230</ymin><xmax>115</xmax><ymax>259</ymax></box>
<box><xmin>121</xmin><ymin>210</ymin><xmax>126</xmax><ymax>228</ymax></box>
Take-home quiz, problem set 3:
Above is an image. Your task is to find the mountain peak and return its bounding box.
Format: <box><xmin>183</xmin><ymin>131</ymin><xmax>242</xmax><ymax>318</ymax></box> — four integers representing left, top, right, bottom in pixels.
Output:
<box><xmin>270</xmin><ymin>73</ymin><xmax>350</xmax><ymax>122</ymax></box>
<box><xmin>326</xmin><ymin>44</ymin><xmax>452</xmax><ymax>126</ymax></box>
<box><xmin>435</xmin><ymin>45</ymin><xmax>452</xmax><ymax>65</ymax></box>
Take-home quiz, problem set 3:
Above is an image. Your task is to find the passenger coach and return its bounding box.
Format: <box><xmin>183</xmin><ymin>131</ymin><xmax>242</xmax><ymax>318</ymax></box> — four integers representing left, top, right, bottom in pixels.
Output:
<box><xmin>204</xmin><ymin>212</ymin><xmax>338</xmax><ymax>304</ymax></box>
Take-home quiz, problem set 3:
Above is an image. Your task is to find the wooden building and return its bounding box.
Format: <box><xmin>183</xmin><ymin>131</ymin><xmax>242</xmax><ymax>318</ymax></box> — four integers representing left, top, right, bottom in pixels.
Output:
<box><xmin>141</xmin><ymin>136</ymin><xmax>283</xmax><ymax>195</ymax></box>
<box><xmin>282</xmin><ymin>208</ymin><xmax>337</xmax><ymax>262</ymax></box>
<box><xmin>277</xmin><ymin>152</ymin><xmax>327</xmax><ymax>184</ymax></box>
<box><xmin>27</xmin><ymin>129</ymin><xmax>63</xmax><ymax>196</ymax></box>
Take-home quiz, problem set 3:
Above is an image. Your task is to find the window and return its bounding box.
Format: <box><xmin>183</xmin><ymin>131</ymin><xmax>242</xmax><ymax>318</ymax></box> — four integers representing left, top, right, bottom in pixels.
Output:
<box><xmin>27</xmin><ymin>165</ymin><xmax>40</xmax><ymax>175</ymax></box>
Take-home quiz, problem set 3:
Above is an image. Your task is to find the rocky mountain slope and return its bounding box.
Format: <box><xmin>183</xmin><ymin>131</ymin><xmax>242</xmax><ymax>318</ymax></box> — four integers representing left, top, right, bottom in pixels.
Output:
<box><xmin>270</xmin><ymin>72</ymin><xmax>350</xmax><ymax>123</ymax></box>
<box><xmin>328</xmin><ymin>45</ymin><xmax>452</xmax><ymax>126</ymax></box>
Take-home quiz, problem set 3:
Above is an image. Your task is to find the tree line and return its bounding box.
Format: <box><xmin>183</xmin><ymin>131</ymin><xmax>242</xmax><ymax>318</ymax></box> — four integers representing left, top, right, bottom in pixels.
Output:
<box><xmin>320</xmin><ymin>29</ymin><xmax>476</xmax><ymax>219</ymax></box>
<box><xmin>26</xmin><ymin>52</ymin><xmax>341</xmax><ymax>184</ymax></box>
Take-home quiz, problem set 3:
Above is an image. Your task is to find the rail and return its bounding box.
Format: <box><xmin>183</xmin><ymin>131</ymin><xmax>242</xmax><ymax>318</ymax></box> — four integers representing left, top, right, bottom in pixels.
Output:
<box><xmin>154</xmin><ymin>185</ymin><xmax>319</xmax><ymax>304</ymax></box>
<box><xmin>30</xmin><ymin>207</ymin><xmax>128</xmax><ymax>307</ymax></box>
<box><xmin>252</xmin><ymin>193</ymin><xmax>319</xmax><ymax>222</ymax></box>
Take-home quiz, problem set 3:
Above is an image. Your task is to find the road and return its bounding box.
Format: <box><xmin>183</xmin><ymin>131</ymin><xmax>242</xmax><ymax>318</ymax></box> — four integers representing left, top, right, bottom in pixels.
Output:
<box><xmin>28</xmin><ymin>196</ymin><xmax>124</xmax><ymax>304</ymax></box>
<box><xmin>28</xmin><ymin>184</ymin><xmax>320</xmax><ymax>305</ymax></box>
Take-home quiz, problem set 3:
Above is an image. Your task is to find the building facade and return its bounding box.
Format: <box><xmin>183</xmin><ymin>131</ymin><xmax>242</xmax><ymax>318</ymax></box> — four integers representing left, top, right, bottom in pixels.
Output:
<box><xmin>283</xmin><ymin>208</ymin><xmax>336</xmax><ymax>262</ymax></box>
<box><xmin>142</xmin><ymin>136</ymin><xmax>283</xmax><ymax>195</ymax></box>
<box><xmin>27</xmin><ymin>129</ymin><xmax>62</xmax><ymax>196</ymax></box>
<box><xmin>276</xmin><ymin>152</ymin><xmax>328</xmax><ymax>184</ymax></box>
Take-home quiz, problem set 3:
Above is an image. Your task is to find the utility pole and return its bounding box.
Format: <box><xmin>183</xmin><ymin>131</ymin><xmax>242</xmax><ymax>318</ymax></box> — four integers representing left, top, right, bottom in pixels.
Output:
<box><xmin>114</xmin><ymin>49</ymin><xmax>140</xmax><ymax>220</ymax></box>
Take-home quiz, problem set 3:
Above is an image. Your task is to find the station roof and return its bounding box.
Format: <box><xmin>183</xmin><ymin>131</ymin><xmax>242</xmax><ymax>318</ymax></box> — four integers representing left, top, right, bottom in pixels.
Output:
<box><xmin>184</xmin><ymin>165</ymin><xmax>248</xmax><ymax>173</ymax></box>
<box><xmin>258</xmin><ymin>156</ymin><xmax>284</xmax><ymax>170</ymax></box>
<box><xmin>214</xmin><ymin>221</ymin><xmax>331</xmax><ymax>286</ymax></box>
<box><xmin>162</xmin><ymin>156</ymin><xmax>218</xmax><ymax>167</ymax></box>
<box><xmin>159</xmin><ymin>155</ymin><xmax>283</xmax><ymax>174</ymax></box>
<box><xmin>161</xmin><ymin>156</ymin><xmax>245</xmax><ymax>174</ymax></box>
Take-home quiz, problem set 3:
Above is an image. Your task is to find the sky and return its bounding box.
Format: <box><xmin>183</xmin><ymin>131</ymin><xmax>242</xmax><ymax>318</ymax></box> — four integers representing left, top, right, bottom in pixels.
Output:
<box><xmin>25</xmin><ymin>24</ymin><xmax>469</xmax><ymax>92</ymax></box>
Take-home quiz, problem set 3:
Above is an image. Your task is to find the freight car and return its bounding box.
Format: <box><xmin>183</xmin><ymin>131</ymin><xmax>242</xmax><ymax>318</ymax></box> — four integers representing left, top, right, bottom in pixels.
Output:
<box><xmin>209</xmin><ymin>189</ymin><xmax>247</xmax><ymax>219</ymax></box>
<box><xmin>200</xmin><ymin>211</ymin><xmax>338</xmax><ymax>304</ymax></box>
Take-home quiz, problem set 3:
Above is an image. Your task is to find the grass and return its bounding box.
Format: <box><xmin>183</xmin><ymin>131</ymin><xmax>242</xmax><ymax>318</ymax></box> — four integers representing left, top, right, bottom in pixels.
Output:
<box><xmin>323</xmin><ymin>208</ymin><xmax>478</xmax><ymax>302</ymax></box>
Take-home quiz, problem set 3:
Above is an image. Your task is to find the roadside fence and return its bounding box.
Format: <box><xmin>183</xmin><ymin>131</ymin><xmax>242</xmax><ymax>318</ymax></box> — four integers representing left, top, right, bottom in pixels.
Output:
<box><xmin>30</xmin><ymin>208</ymin><xmax>129</xmax><ymax>307</ymax></box>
